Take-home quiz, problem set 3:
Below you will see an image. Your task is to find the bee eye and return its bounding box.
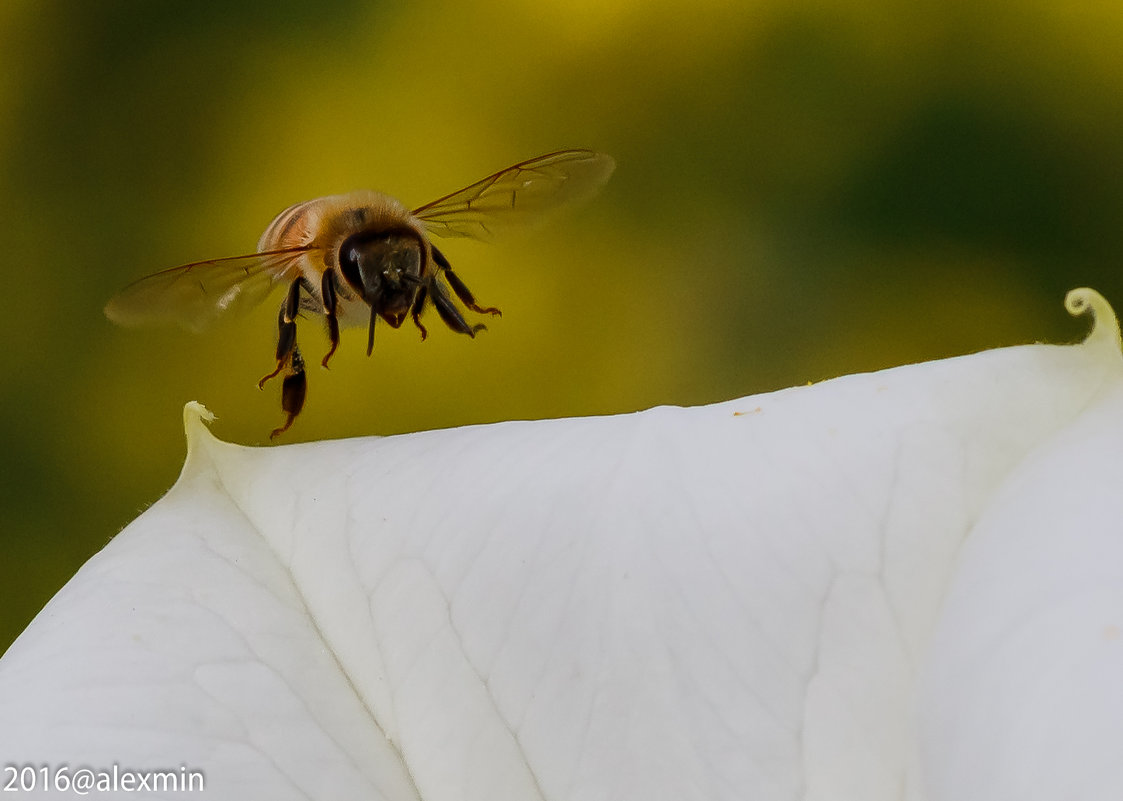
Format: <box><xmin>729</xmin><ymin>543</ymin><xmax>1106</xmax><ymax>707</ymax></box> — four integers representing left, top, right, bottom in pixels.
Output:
<box><xmin>338</xmin><ymin>234</ymin><xmax>366</xmax><ymax>294</ymax></box>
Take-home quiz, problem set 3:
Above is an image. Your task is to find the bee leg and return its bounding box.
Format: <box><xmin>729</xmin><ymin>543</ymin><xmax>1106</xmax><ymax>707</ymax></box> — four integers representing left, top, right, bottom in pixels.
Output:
<box><xmin>366</xmin><ymin>305</ymin><xmax>378</xmax><ymax>356</ymax></box>
<box><xmin>270</xmin><ymin>346</ymin><xmax>307</xmax><ymax>439</ymax></box>
<box><xmin>432</xmin><ymin>245</ymin><xmax>501</xmax><ymax>316</ymax></box>
<box><xmin>410</xmin><ymin>283</ymin><xmax>429</xmax><ymax>341</ymax></box>
<box><xmin>430</xmin><ymin>276</ymin><xmax>486</xmax><ymax>337</ymax></box>
<box><xmin>259</xmin><ymin>279</ymin><xmax>302</xmax><ymax>388</ymax></box>
<box><xmin>321</xmin><ymin>271</ymin><xmax>340</xmax><ymax>368</ymax></box>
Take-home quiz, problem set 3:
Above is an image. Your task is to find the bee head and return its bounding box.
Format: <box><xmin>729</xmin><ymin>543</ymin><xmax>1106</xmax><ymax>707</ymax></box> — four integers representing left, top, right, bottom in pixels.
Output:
<box><xmin>339</xmin><ymin>229</ymin><xmax>424</xmax><ymax>302</ymax></box>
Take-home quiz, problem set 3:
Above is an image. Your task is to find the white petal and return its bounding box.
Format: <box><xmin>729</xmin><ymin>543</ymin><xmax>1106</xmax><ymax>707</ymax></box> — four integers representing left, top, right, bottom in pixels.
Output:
<box><xmin>920</xmin><ymin>292</ymin><xmax>1123</xmax><ymax>801</ymax></box>
<box><xmin>1</xmin><ymin>289</ymin><xmax>1120</xmax><ymax>800</ymax></box>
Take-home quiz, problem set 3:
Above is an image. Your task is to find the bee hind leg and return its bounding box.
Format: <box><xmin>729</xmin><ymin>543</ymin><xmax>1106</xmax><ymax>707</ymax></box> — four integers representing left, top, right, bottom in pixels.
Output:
<box><xmin>432</xmin><ymin>245</ymin><xmax>501</xmax><ymax>316</ymax></box>
<box><xmin>270</xmin><ymin>346</ymin><xmax>307</xmax><ymax>439</ymax></box>
<box><xmin>259</xmin><ymin>279</ymin><xmax>302</xmax><ymax>387</ymax></box>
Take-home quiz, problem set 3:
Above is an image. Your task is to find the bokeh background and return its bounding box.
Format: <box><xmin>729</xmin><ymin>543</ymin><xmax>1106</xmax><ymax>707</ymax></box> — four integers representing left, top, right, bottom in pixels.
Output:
<box><xmin>4</xmin><ymin>0</ymin><xmax>1123</xmax><ymax>653</ymax></box>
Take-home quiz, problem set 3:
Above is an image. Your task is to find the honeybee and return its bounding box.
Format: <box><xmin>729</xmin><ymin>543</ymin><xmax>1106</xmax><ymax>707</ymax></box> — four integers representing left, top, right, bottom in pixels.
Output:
<box><xmin>105</xmin><ymin>149</ymin><xmax>615</xmax><ymax>437</ymax></box>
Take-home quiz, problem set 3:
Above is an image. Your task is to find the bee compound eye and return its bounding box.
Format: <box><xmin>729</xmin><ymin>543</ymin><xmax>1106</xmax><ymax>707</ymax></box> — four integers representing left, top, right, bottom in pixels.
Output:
<box><xmin>338</xmin><ymin>235</ymin><xmax>365</xmax><ymax>295</ymax></box>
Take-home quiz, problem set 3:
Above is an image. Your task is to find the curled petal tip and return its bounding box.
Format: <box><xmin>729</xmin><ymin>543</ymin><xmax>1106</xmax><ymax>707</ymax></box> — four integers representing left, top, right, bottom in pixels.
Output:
<box><xmin>182</xmin><ymin>402</ymin><xmax>219</xmax><ymax>464</ymax></box>
<box><xmin>183</xmin><ymin>401</ymin><xmax>216</xmax><ymax>430</ymax></box>
<box><xmin>1065</xmin><ymin>287</ymin><xmax>1122</xmax><ymax>353</ymax></box>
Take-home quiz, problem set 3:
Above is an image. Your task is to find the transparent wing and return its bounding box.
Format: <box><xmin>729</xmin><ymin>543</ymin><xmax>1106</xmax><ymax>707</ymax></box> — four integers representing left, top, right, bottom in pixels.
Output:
<box><xmin>412</xmin><ymin>149</ymin><xmax>615</xmax><ymax>241</ymax></box>
<box><xmin>104</xmin><ymin>247</ymin><xmax>314</xmax><ymax>332</ymax></box>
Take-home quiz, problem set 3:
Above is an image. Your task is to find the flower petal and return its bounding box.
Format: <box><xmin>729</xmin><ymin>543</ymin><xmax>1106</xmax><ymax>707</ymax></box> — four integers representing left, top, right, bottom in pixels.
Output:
<box><xmin>2</xmin><ymin>290</ymin><xmax>1120</xmax><ymax>800</ymax></box>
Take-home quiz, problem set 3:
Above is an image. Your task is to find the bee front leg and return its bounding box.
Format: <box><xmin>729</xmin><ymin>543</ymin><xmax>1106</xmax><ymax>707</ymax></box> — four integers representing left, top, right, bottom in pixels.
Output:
<box><xmin>410</xmin><ymin>283</ymin><xmax>429</xmax><ymax>341</ymax></box>
<box><xmin>432</xmin><ymin>245</ymin><xmax>501</xmax><ymax>316</ymax></box>
<box><xmin>259</xmin><ymin>279</ymin><xmax>302</xmax><ymax>387</ymax></box>
<box><xmin>270</xmin><ymin>346</ymin><xmax>307</xmax><ymax>439</ymax></box>
<box><xmin>429</xmin><ymin>276</ymin><xmax>486</xmax><ymax>337</ymax></box>
<box><xmin>321</xmin><ymin>270</ymin><xmax>340</xmax><ymax>368</ymax></box>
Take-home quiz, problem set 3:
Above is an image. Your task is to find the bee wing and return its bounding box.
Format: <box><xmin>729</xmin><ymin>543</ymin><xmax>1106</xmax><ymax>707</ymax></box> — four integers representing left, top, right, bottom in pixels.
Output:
<box><xmin>412</xmin><ymin>149</ymin><xmax>615</xmax><ymax>241</ymax></box>
<box><xmin>104</xmin><ymin>247</ymin><xmax>315</xmax><ymax>332</ymax></box>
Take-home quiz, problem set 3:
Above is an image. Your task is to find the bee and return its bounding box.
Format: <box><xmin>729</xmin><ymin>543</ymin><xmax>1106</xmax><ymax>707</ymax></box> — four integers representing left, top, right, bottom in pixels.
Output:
<box><xmin>105</xmin><ymin>150</ymin><xmax>615</xmax><ymax>438</ymax></box>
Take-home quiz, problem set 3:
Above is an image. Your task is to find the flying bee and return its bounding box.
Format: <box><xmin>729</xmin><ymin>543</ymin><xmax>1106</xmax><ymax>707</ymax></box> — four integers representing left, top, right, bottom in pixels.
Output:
<box><xmin>105</xmin><ymin>149</ymin><xmax>616</xmax><ymax>438</ymax></box>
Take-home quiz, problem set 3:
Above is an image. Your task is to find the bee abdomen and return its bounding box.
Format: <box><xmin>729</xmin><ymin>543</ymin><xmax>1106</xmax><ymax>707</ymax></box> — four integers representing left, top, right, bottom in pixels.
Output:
<box><xmin>258</xmin><ymin>199</ymin><xmax>319</xmax><ymax>251</ymax></box>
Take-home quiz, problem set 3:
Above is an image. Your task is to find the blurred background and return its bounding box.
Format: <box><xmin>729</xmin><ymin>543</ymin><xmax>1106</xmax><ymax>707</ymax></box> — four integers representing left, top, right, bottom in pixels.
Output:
<box><xmin>4</xmin><ymin>0</ymin><xmax>1123</xmax><ymax>653</ymax></box>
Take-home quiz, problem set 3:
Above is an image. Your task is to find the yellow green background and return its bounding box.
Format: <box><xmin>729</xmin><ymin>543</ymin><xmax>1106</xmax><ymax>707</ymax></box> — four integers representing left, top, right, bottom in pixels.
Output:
<box><xmin>4</xmin><ymin>0</ymin><xmax>1123</xmax><ymax>653</ymax></box>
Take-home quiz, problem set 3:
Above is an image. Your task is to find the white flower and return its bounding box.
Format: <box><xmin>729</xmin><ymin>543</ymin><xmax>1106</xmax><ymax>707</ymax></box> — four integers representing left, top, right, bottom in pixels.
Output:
<box><xmin>1</xmin><ymin>289</ymin><xmax>1120</xmax><ymax>801</ymax></box>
